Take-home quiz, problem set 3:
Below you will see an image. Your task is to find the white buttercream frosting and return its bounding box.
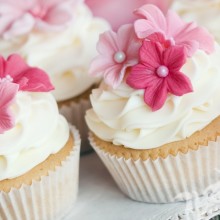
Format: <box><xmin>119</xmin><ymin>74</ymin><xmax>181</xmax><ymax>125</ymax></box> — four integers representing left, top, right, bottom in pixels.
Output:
<box><xmin>86</xmin><ymin>46</ymin><xmax>220</xmax><ymax>149</ymax></box>
<box><xmin>172</xmin><ymin>0</ymin><xmax>220</xmax><ymax>43</ymax></box>
<box><xmin>0</xmin><ymin>92</ymin><xmax>69</xmax><ymax>180</ymax></box>
<box><xmin>0</xmin><ymin>3</ymin><xmax>110</xmax><ymax>101</ymax></box>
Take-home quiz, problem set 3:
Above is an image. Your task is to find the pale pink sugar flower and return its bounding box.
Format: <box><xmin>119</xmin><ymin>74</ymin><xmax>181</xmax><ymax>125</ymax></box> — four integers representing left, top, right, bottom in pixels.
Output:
<box><xmin>134</xmin><ymin>4</ymin><xmax>214</xmax><ymax>57</ymax></box>
<box><xmin>0</xmin><ymin>82</ymin><xmax>18</xmax><ymax>134</ymax></box>
<box><xmin>0</xmin><ymin>0</ymin><xmax>79</xmax><ymax>39</ymax></box>
<box><xmin>89</xmin><ymin>24</ymin><xmax>141</xmax><ymax>89</ymax></box>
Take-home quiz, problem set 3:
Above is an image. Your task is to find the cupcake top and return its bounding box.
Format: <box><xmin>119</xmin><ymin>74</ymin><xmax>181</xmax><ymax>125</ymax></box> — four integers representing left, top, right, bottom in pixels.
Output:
<box><xmin>86</xmin><ymin>4</ymin><xmax>220</xmax><ymax>150</ymax></box>
<box><xmin>172</xmin><ymin>0</ymin><xmax>220</xmax><ymax>43</ymax></box>
<box><xmin>0</xmin><ymin>54</ymin><xmax>69</xmax><ymax>180</ymax></box>
<box><xmin>0</xmin><ymin>0</ymin><xmax>110</xmax><ymax>101</ymax></box>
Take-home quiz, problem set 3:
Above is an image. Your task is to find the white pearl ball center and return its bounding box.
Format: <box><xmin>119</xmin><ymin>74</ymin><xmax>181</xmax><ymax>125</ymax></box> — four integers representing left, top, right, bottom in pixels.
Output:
<box><xmin>114</xmin><ymin>51</ymin><xmax>126</xmax><ymax>63</ymax></box>
<box><xmin>156</xmin><ymin>65</ymin><xmax>169</xmax><ymax>78</ymax></box>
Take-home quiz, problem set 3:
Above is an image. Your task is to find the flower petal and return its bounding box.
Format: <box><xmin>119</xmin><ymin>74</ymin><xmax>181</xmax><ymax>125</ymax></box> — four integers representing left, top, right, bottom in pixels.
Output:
<box><xmin>144</xmin><ymin>80</ymin><xmax>168</xmax><ymax>111</ymax></box>
<box><xmin>36</xmin><ymin>1</ymin><xmax>75</xmax><ymax>31</ymax></box>
<box><xmin>0</xmin><ymin>82</ymin><xmax>19</xmax><ymax>134</ymax></box>
<box><xmin>89</xmin><ymin>56</ymin><xmax>115</xmax><ymax>77</ymax></box>
<box><xmin>147</xmin><ymin>32</ymin><xmax>166</xmax><ymax>43</ymax></box>
<box><xmin>44</xmin><ymin>5</ymin><xmax>72</xmax><ymax>25</ymax></box>
<box><xmin>166</xmin><ymin>10</ymin><xmax>185</xmax><ymax>37</ymax></box>
<box><xmin>126</xmin><ymin>64</ymin><xmax>157</xmax><ymax>89</ymax></box>
<box><xmin>3</xmin><ymin>13</ymin><xmax>35</xmax><ymax>39</ymax></box>
<box><xmin>0</xmin><ymin>108</ymin><xmax>14</xmax><ymax>134</ymax></box>
<box><xmin>134</xmin><ymin>4</ymin><xmax>166</xmax><ymax>32</ymax></box>
<box><xmin>4</xmin><ymin>54</ymin><xmax>29</xmax><ymax>79</ymax></box>
<box><xmin>139</xmin><ymin>41</ymin><xmax>163</xmax><ymax>70</ymax></box>
<box><xmin>0</xmin><ymin>56</ymin><xmax>6</xmax><ymax>78</ymax></box>
<box><xmin>163</xmin><ymin>45</ymin><xmax>186</xmax><ymax>72</ymax></box>
<box><xmin>0</xmin><ymin>82</ymin><xmax>19</xmax><ymax>108</ymax></box>
<box><xmin>117</xmin><ymin>24</ymin><xmax>135</xmax><ymax>50</ymax></box>
<box><xmin>116</xmin><ymin>24</ymin><xmax>141</xmax><ymax>64</ymax></box>
<box><xmin>103</xmin><ymin>64</ymin><xmax>124</xmax><ymax>88</ymax></box>
<box><xmin>97</xmin><ymin>31</ymin><xmax>119</xmax><ymax>55</ymax></box>
<box><xmin>134</xmin><ymin>19</ymin><xmax>157</xmax><ymax>39</ymax></box>
<box><xmin>174</xmin><ymin>22</ymin><xmax>214</xmax><ymax>56</ymax></box>
<box><xmin>167</xmin><ymin>71</ymin><xmax>193</xmax><ymax>96</ymax></box>
<box><xmin>17</xmin><ymin>68</ymin><xmax>54</xmax><ymax>92</ymax></box>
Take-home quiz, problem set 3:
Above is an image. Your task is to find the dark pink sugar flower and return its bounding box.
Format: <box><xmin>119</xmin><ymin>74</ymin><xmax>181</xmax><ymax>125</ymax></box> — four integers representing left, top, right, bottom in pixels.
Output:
<box><xmin>0</xmin><ymin>54</ymin><xmax>54</xmax><ymax>92</ymax></box>
<box><xmin>126</xmin><ymin>40</ymin><xmax>193</xmax><ymax>111</ymax></box>
<box><xmin>0</xmin><ymin>81</ymin><xmax>18</xmax><ymax>134</ymax></box>
<box><xmin>0</xmin><ymin>54</ymin><xmax>54</xmax><ymax>133</ymax></box>
<box><xmin>0</xmin><ymin>0</ymin><xmax>78</xmax><ymax>38</ymax></box>
<box><xmin>89</xmin><ymin>24</ymin><xmax>141</xmax><ymax>89</ymax></box>
<box><xmin>134</xmin><ymin>4</ymin><xmax>214</xmax><ymax>57</ymax></box>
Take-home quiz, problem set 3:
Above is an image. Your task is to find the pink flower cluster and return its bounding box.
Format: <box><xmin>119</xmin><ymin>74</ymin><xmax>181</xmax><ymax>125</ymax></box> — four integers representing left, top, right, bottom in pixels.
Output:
<box><xmin>0</xmin><ymin>0</ymin><xmax>79</xmax><ymax>39</ymax></box>
<box><xmin>90</xmin><ymin>4</ymin><xmax>214</xmax><ymax>111</ymax></box>
<box><xmin>0</xmin><ymin>54</ymin><xmax>54</xmax><ymax>134</ymax></box>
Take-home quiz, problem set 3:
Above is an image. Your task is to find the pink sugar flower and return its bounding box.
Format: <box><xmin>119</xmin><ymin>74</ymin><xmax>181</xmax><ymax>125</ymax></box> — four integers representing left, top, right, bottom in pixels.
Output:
<box><xmin>0</xmin><ymin>54</ymin><xmax>54</xmax><ymax>92</ymax></box>
<box><xmin>0</xmin><ymin>82</ymin><xmax>19</xmax><ymax>134</ymax></box>
<box><xmin>134</xmin><ymin>4</ymin><xmax>214</xmax><ymax>57</ymax></box>
<box><xmin>89</xmin><ymin>24</ymin><xmax>141</xmax><ymax>89</ymax></box>
<box><xmin>126</xmin><ymin>40</ymin><xmax>193</xmax><ymax>111</ymax></box>
<box><xmin>0</xmin><ymin>0</ymin><xmax>78</xmax><ymax>38</ymax></box>
<box><xmin>0</xmin><ymin>53</ymin><xmax>54</xmax><ymax>133</ymax></box>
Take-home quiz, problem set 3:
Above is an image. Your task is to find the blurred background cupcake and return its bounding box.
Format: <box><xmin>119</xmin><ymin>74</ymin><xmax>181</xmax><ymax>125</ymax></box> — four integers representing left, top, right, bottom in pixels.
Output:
<box><xmin>86</xmin><ymin>4</ymin><xmax>220</xmax><ymax>203</ymax></box>
<box><xmin>0</xmin><ymin>54</ymin><xmax>80</xmax><ymax>219</ymax></box>
<box><xmin>0</xmin><ymin>0</ymin><xmax>109</xmax><ymax>153</ymax></box>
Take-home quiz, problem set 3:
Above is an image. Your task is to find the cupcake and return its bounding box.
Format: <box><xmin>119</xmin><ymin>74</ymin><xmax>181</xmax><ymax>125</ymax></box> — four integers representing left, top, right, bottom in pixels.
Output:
<box><xmin>172</xmin><ymin>0</ymin><xmax>220</xmax><ymax>43</ymax></box>
<box><xmin>0</xmin><ymin>0</ymin><xmax>109</xmax><ymax>152</ymax></box>
<box><xmin>0</xmin><ymin>54</ymin><xmax>80</xmax><ymax>219</ymax></box>
<box><xmin>86</xmin><ymin>4</ymin><xmax>220</xmax><ymax>203</ymax></box>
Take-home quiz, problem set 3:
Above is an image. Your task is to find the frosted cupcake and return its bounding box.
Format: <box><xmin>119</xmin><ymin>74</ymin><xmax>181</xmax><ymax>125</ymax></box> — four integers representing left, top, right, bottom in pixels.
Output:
<box><xmin>86</xmin><ymin>4</ymin><xmax>220</xmax><ymax>203</ymax></box>
<box><xmin>0</xmin><ymin>0</ymin><xmax>109</xmax><ymax>152</ymax></box>
<box><xmin>172</xmin><ymin>0</ymin><xmax>220</xmax><ymax>43</ymax></box>
<box><xmin>0</xmin><ymin>54</ymin><xmax>80</xmax><ymax>219</ymax></box>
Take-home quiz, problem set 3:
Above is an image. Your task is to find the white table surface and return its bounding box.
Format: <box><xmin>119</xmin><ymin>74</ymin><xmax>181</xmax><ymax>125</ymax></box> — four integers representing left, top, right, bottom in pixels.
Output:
<box><xmin>64</xmin><ymin>152</ymin><xmax>220</xmax><ymax>220</ymax></box>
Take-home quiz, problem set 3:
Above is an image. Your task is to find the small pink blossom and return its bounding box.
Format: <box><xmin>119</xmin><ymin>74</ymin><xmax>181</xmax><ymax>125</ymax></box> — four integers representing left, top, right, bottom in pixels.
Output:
<box><xmin>0</xmin><ymin>54</ymin><xmax>54</xmax><ymax>92</ymax></box>
<box><xmin>85</xmin><ymin>0</ymin><xmax>173</xmax><ymax>31</ymax></box>
<box><xmin>0</xmin><ymin>0</ymin><xmax>79</xmax><ymax>39</ymax></box>
<box><xmin>0</xmin><ymin>82</ymin><xmax>19</xmax><ymax>134</ymax></box>
<box><xmin>89</xmin><ymin>24</ymin><xmax>141</xmax><ymax>89</ymax></box>
<box><xmin>126</xmin><ymin>40</ymin><xmax>193</xmax><ymax>111</ymax></box>
<box><xmin>134</xmin><ymin>4</ymin><xmax>214</xmax><ymax>57</ymax></box>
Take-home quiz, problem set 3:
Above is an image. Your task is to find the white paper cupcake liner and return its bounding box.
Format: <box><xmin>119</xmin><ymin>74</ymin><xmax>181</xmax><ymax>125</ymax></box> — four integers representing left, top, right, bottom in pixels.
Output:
<box><xmin>89</xmin><ymin>133</ymin><xmax>220</xmax><ymax>203</ymax></box>
<box><xmin>59</xmin><ymin>99</ymin><xmax>91</xmax><ymax>154</ymax></box>
<box><xmin>0</xmin><ymin>125</ymin><xmax>80</xmax><ymax>220</ymax></box>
